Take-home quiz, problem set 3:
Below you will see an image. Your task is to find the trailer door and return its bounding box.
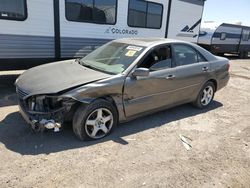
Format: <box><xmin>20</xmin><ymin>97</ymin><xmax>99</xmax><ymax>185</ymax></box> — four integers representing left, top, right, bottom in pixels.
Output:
<box><xmin>238</xmin><ymin>29</ymin><xmax>250</xmax><ymax>53</ymax></box>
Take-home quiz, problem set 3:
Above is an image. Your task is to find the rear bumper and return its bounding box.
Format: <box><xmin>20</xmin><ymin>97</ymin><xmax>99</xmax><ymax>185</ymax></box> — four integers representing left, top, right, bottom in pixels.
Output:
<box><xmin>217</xmin><ymin>74</ymin><xmax>230</xmax><ymax>91</ymax></box>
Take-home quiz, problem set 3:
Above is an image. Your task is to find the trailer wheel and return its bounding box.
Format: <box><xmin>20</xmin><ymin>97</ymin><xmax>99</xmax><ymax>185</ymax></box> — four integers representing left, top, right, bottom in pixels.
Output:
<box><xmin>217</xmin><ymin>53</ymin><xmax>224</xmax><ymax>57</ymax></box>
<box><xmin>239</xmin><ymin>51</ymin><xmax>248</xmax><ymax>59</ymax></box>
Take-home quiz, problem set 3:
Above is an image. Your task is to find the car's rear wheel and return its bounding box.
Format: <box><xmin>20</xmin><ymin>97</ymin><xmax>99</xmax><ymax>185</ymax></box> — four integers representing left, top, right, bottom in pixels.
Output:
<box><xmin>73</xmin><ymin>99</ymin><xmax>118</xmax><ymax>141</ymax></box>
<box><xmin>193</xmin><ymin>82</ymin><xmax>215</xmax><ymax>109</ymax></box>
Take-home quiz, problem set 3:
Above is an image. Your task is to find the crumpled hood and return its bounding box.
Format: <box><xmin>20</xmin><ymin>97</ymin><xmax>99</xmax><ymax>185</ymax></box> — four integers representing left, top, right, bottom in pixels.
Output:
<box><xmin>16</xmin><ymin>60</ymin><xmax>111</xmax><ymax>96</ymax></box>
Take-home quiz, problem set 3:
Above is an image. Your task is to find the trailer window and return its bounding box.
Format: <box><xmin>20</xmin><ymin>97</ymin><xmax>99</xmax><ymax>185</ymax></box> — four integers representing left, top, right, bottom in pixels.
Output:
<box><xmin>147</xmin><ymin>3</ymin><xmax>163</xmax><ymax>28</ymax></box>
<box><xmin>128</xmin><ymin>0</ymin><xmax>163</xmax><ymax>29</ymax></box>
<box><xmin>0</xmin><ymin>0</ymin><xmax>27</xmax><ymax>21</ymax></box>
<box><xmin>242</xmin><ymin>30</ymin><xmax>250</xmax><ymax>41</ymax></box>
<box><xmin>220</xmin><ymin>33</ymin><xmax>227</xmax><ymax>40</ymax></box>
<box><xmin>199</xmin><ymin>31</ymin><xmax>207</xmax><ymax>36</ymax></box>
<box><xmin>65</xmin><ymin>0</ymin><xmax>117</xmax><ymax>25</ymax></box>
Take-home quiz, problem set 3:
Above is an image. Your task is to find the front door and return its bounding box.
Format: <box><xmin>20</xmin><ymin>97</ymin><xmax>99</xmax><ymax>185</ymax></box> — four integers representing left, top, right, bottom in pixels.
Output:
<box><xmin>123</xmin><ymin>46</ymin><xmax>180</xmax><ymax>118</ymax></box>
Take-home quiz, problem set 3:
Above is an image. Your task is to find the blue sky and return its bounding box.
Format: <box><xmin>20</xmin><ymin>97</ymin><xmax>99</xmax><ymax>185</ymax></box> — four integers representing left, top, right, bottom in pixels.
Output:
<box><xmin>202</xmin><ymin>0</ymin><xmax>250</xmax><ymax>26</ymax></box>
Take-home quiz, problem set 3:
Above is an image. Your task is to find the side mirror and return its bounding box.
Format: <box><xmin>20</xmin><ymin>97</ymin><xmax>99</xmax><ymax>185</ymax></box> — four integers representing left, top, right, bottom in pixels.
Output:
<box><xmin>132</xmin><ymin>68</ymin><xmax>150</xmax><ymax>77</ymax></box>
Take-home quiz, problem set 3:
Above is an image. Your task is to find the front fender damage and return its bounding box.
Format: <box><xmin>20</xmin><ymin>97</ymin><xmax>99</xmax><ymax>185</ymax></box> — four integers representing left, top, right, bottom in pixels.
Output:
<box><xmin>20</xmin><ymin>76</ymin><xmax>125</xmax><ymax>132</ymax></box>
<box><xmin>61</xmin><ymin>78</ymin><xmax>126</xmax><ymax>121</ymax></box>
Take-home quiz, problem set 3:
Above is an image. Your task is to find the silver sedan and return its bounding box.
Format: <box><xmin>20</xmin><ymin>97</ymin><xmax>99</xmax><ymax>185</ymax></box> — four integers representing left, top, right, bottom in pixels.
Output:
<box><xmin>15</xmin><ymin>38</ymin><xmax>230</xmax><ymax>140</ymax></box>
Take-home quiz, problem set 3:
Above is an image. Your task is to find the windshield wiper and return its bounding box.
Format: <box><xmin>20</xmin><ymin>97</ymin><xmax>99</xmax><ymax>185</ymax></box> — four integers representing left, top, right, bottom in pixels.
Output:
<box><xmin>76</xmin><ymin>59</ymin><xmax>94</xmax><ymax>69</ymax></box>
<box><xmin>75</xmin><ymin>58</ymin><xmax>86</xmax><ymax>66</ymax></box>
<box><xmin>78</xmin><ymin>59</ymin><xmax>103</xmax><ymax>71</ymax></box>
<box><xmin>76</xmin><ymin>59</ymin><xmax>116</xmax><ymax>75</ymax></box>
<box><xmin>75</xmin><ymin>58</ymin><xmax>81</xmax><ymax>63</ymax></box>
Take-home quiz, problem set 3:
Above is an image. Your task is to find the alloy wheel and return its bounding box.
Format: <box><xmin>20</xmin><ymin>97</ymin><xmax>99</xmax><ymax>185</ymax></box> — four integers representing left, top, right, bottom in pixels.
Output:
<box><xmin>85</xmin><ymin>108</ymin><xmax>114</xmax><ymax>139</ymax></box>
<box><xmin>201</xmin><ymin>85</ymin><xmax>214</xmax><ymax>106</ymax></box>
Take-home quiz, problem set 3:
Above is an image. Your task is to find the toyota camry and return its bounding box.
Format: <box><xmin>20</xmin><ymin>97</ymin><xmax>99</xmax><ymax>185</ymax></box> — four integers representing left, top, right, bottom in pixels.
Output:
<box><xmin>15</xmin><ymin>38</ymin><xmax>230</xmax><ymax>140</ymax></box>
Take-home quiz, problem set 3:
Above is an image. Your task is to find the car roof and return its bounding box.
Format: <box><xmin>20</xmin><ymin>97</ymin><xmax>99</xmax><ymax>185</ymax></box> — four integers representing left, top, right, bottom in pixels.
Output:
<box><xmin>114</xmin><ymin>37</ymin><xmax>217</xmax><ymax>62</ymax></box>
<box><xmin>113</xmin><ymin>38</ymin><xmax>188</xmax><ymax>47</ymax></box>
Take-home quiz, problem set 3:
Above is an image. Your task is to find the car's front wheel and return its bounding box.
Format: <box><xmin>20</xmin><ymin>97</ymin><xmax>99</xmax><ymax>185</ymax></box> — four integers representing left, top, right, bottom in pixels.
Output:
<box><xmin>73</xmin><ymin>99</ymin><xmax>118</xmax><ymax>141</ymax></box>
<box><xmin>193</xmin><ymin>82</ymin><xmax>215</xmax><ymax>109</ymax></box>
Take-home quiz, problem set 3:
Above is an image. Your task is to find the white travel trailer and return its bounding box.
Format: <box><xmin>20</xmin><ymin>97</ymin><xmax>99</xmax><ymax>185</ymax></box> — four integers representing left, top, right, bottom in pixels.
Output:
<box><xmin>0</xmin><ymin>0</ymin><xmax>206</xmax><ymax>70</ymax></box>
<box><xmin>198</xmin><ymin>21</ymin><xmax>250</xmax><ymax>58</ymax></box>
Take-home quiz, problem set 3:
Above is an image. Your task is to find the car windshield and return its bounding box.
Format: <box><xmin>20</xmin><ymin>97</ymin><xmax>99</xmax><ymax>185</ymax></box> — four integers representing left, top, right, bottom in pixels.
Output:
<box><xmin>80</xmin><ymin>42</ymin><xmax>145</xmax><ymax>74</ymax></box>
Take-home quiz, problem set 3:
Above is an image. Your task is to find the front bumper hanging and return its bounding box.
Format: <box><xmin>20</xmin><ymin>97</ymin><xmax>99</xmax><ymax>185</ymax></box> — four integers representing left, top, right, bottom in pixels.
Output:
<box><xmin>18</xmin><ymin>99</ymin><xmax>66</xmax><ymax>132</ymax></box>
<box><xmin>19</xmin><ymin>101</ymin><xmax>65</xmax><ymax>132</ymax></box>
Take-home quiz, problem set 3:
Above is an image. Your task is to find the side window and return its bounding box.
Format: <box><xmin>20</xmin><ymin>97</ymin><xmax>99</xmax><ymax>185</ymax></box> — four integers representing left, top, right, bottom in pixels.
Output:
<box><xmin>199</xmin><ymin>31</ymin><xmax>207</xmax><ymax>37</ymax></box>
<box><xmin>197</xmin><ymin>53</ymin><xmax>207</xmax><ymax>62</ymax></box>
<box><xmin>128</xmin><ymin>0</ymin><xmax>163</xmax><ymax>29</ymax></box>
<box><xmin>146</xmin><ymin>3</ymin><xmax>163</xmax><ymax>29</ymax></box>
<box><xmin>128</xmin><ymin>0</ymin><xmax>147</xmax><ymax>28</ymax></box>
<box><xmin>139</xmin><ymin>46</ymin><xmax>172</xmax><ymax>71</ymax></box>
<box><xmin>173</xmin><ymin>44</ymin><xmax>205</xmax><ymax>66</ymax></box>
<box><xmin>242</xmin><ymin>30</ymin><xmax>250</xmax><ymax>41</ymax></box>
<box><xmin>220</xmin><ymin>32</ymin><xmax>227</xmax><ymax>40</ymax></box>
<box><xmin>65</xmin><ymin>0</ymin><xmax>117</xmax><ymax>25</ymax></box>
<box><xmin>0</xmin><ymin>0</ymin><xmax>27</xmax><ymax>21</ymax></box>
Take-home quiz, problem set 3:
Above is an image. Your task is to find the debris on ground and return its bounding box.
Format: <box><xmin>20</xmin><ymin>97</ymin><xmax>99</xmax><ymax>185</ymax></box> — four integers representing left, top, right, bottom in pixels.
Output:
<box><xmin>179</xmin><ymin>134</ymin><xmax>192</xmax><ymax>150</ymax></box>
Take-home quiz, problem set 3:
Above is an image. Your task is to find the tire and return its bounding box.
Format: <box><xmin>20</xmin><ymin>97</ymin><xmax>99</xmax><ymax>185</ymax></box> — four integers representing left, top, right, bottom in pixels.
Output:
<box><xmin>73</xmin><ymin>99</ymin><xmax>118</xmax><ymax>141</ymax></box>
<box><xmin>239</xmin><ymin>51</ymin><xmax>248</xmax><ymax>59</ymax></box>
<box><xmin>193</xmin><ymin>82</ymin><xmax>215</xmax><ymax>109</ymax></box>
<box><xmin>217</xmin><ymin>53</ymin><xmax>224</xmax><ymax>56</ymax></box>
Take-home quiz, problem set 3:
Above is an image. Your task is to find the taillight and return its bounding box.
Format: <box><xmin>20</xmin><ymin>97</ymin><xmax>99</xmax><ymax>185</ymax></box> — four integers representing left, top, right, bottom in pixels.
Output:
<box><xmin>227</xmin><ymin>63</ymin><xmax>230</xmax><ymax>71</ymax></box>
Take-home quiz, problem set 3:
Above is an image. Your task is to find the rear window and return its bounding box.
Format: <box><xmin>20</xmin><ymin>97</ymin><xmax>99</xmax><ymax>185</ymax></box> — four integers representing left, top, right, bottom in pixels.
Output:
<box><xmin>0</xmin><ymin>0</ymin><xmax>27</xmax><ymax>21</ymax></box>
<box><xmin>173</xmin><ymin>44</ymin><xmax>207</xmax><ymax>66</ymax></box>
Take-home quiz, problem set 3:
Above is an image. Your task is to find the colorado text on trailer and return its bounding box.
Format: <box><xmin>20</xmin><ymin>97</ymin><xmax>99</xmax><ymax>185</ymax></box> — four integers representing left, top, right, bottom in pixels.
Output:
<box><xmin>0</xmin><ymin>0</ymin><xmax>206</xmax><ymax>70</ymax></box>
<box><xmin>198</xmin><ymin>21</ymin><xmax>250</xmax><ymax>58</ymax></box>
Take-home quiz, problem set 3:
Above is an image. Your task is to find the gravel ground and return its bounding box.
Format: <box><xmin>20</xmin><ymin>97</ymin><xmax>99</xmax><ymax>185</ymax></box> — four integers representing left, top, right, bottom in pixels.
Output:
<box><xmin>0</xmin><ymin>59</ymin><xmax>250</xmax><ymax>188</ymax></box>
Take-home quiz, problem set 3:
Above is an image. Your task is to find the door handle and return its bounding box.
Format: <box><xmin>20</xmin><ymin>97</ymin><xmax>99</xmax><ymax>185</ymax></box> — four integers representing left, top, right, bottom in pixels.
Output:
<box><xmin>165</xmin><ymin>75</ymin><xmax>176</xmax><ymax>80</ymax></box>
<box><xmin>202</xmin><ymin>67</ymin><xmax>209</xmax><ymax>72</ymax></box>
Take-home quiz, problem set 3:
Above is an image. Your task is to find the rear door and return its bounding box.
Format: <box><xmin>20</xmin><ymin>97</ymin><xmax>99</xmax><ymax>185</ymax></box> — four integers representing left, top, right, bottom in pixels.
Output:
<box><xmin>171</xmin><ymin>43</ymin><xmax>211</xmax><ymax>102</ymax></box>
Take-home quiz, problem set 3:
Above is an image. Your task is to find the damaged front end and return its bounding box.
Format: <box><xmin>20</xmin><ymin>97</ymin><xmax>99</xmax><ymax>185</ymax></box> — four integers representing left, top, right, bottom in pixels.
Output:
<box><xmin>17</xmin><ymin>88</ymin><xmax>75</xmax><ymax>132</ymax></box>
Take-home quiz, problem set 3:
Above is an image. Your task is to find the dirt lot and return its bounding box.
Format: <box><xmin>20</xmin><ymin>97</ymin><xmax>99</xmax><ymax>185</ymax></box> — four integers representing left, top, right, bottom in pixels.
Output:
<box><xmin>0</xmin><ymin>59</ymin><xmax>250</xmax><ymax>188</ymax></box>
